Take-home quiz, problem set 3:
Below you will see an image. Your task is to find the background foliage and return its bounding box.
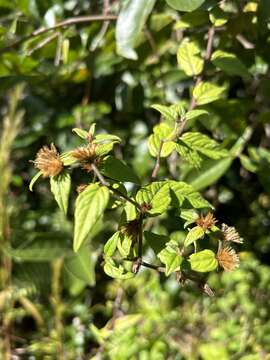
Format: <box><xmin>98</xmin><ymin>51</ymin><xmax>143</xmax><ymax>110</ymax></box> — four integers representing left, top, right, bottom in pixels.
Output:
<box><xmin>0</xmin><ymin>0</ymin><xmax>270</xmax><ymax>359</ymax></box>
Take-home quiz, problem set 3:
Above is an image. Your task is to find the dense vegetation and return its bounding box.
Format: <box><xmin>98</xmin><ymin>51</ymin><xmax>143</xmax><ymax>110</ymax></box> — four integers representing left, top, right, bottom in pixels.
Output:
<box><xmin>1</xmin><ymin>0</ymin><xmax>270</xmax><ymax>358</ymax></box>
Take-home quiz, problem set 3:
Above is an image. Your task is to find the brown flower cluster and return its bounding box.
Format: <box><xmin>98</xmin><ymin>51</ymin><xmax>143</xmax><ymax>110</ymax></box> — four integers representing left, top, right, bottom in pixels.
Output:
<box><xmin>196</xmin><ymin>212</ymin><xmax>217</xmax><ymax>231</ymax></box>
<box><xmin>121</xmin><ymin>220</ymin><xmax>140</xmax><ymax>242</ymax></box>
<box><xmin>216</xmin><ymin>245</ymin><xmax>240</xmax><ymax>272</ymax></box>
<box><xmin>71</xmin><ymin>143</ymin><xmax>101</xmax><ymax>172</ymax></box>
<box><xmin>221</xmin><ymin>223</ymin><xmax>243</xmax><ymax>244</ymax></box>
<box><xmin>33</xmin><ymin>143</ymin><xmax>63</xmax><ymax>177</ymax></box>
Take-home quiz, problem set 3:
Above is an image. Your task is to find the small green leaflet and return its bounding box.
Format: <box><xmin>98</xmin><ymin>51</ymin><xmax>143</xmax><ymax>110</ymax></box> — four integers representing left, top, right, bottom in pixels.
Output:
<box><xmin>148</xmin><ymin>123</ymin><xmax>175</xmax><ymax>158</ymax></box>
<box><xmin>104</xmin><ymin>258</ymin><xmax>134</xmax><ymax>279</ymax></box>
<box><xmin>50</xmin><ymin>172</ymin><xmax>71</xmax><ymax>215</ymax></box>
<box><xmin>73</xmin><ymin>184</ymin><xmax>109</xmax><ymax>252</ymax></box>
<box><xmin>151</xmin><ymin>103</ymin><xmax>185</xmax><ymax>124</ymax></box>
<box><xmin>184</xmin><ymin>225</ymin><xmax>204</xmax><ymax>247</ymax></box>
<box><xmin>189</xmin><ymin>249</ymin><xmax>218</xmax><ymax>272</ymax></box>
<box><xmin>166</xmin><ymin>0</ymin><xmax>205</xmax><ymax>12</ymax></box>
<box><xmin>104</xmin><ymin>232</ymin><xmax>120</xmax><ymax>257</ymax></box>
<box><xmin>209</xmin><ymin>6</ymin><xmax>229</xmax><ymax>27</ymax></box>
<box><xmin>193</xmin><ymin>82</ymin><xmax>226</xmax><ymax>105</ymax></box>
<box><xmin>177</xmin><ymin>39</ymin><xmax>203</xmax><ymax>76</ymax></box>
<box><xmin>185</xmin><ymin>109</ymin><xmax>209</xmax><ymax>121</ymax></box>
<box><xmin>136</xmin><ymin>181</ymin><xmax>171</xmax><ymax>216</ymax></box>
<box><xmin>158</xmin><ymin>240</ymin><xmax>183</xmax><ymax>276</ymax></box>
<box><xmin>29</xmin><ymin>171</ymin><xmax>42</xmax><ymax>191</ymax></box>
<box><xmin>72</xmin><ymin>128</ymin><xmax>89</xmax><ymax>139</ymax></box>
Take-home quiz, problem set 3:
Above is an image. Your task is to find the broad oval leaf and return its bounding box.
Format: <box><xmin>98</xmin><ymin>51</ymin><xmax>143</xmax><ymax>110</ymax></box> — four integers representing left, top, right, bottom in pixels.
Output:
<box><xmin>177</xmin><ymin>39</ymin><xmax>203</xmax><ymax>76</ymax></box>
<box><xmin>50</xmin><ymin>172</ymin><xmax>71</xmax><ymax>215</ymax></box>
<box><xmin>74</xmin><ymin>184</ymin><xmax>109</xmax><ymax>252</ymax></box>
<box><xmin>136</xmin><ymin>181</ymin><xmax>171</xmax><ymax>216</ymax></box>
<box><xmin>189</xmin><ymin>249</ymin><xmax>218</xmax><ymax>272</ymax></box>
<box><xmin>166</xmin><ymin>0</ymin><xmax>205</xmax><ymax>12</ymax></box>
<box><xmin>193</xmin><ymin>82</ymin><xmax>226</xmax><ymax>105</ymax></box>
<box><xmin>184</xmin><ymin>225</ymin><xmax>205</xmax><ymax>247</ymax></box>
<box><xmin>116</xmin><ymin>0</ymin><xmax>156</xmax><ymax>60</ymax></box>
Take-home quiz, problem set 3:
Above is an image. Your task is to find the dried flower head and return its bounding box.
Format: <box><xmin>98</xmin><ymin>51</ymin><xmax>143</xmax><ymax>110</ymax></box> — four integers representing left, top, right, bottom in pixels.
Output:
<box><xmin>221</xmin><ymin>223</ymin><xmax>243</xmax><ymax>244</ymax></box>
<box><xmin>71</xmin><ymin>144</ymin><xmax>100</xmax><ymax>172</ymax></box>
<box><xmin>217</xmin><ymin>245</ymin><xmax>239</xmax><ymax>272</ymax></box>
<box><xmin>33</xmin><ymin>143</ymin><xmax>63</xmax><ymax>177</ymax></box>
<box><xmin>196</xmin><ymin>212</ymin><xmax>217</xmax><ymax>231</ymax></box>
<box><xmin>121</xmin><ymin>220</ymin><xmax>140</xmax><ymax>242</ymax></box>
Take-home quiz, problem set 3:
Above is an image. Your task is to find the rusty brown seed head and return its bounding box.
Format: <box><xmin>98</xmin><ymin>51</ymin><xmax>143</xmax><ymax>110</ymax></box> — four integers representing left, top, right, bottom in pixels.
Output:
<box><xmin>33</xmin><ymin>143</ymin><xmax>63</xmax><ymax>177</ymax></box>
<box><xmin>71</xmin><ymin>144</ymin><xmax>101</xmax><ymax>172</ymax></box>
<box><xmin>216</xmin><ymin>245</ymin><xmax>240</xmax><ymax>272</ymax></box>
<box><xmin>196</xmin><ymin>212</ymin><xmax>217</xmax><ymax>231</ymax></box>
<box><xmin>121</xmin><ymin>220</ymin><xmax>140</xmax><ymax>241</ymax></box>
<box><xmin>221</xmin><ymin>223</ymin><xmax>243</xmax><ymax>244</ymax></box>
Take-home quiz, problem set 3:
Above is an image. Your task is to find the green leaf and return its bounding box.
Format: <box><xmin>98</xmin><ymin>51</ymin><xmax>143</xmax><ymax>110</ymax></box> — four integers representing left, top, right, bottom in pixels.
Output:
<box><xmin>148</xmin><ymin>123</ymin><xmax>175</xmax><ymax>158</ymax></box>
<box><xmin>166</xmin><ymin>0</ymin><xmax>206</xmax><ymax>12</ymax></box>
<box><xmin>50</xmin><ymin>172</ymin><xmax>71</xmax><ymax>215</ymax></box>
<box><xmin>72</xmin><ymin>128</ymin><xmax>89</xmax><ymax>139</ymax></box>
<box><xmin>189</xmin><ymin>249</ymin><xmax>218</xmax><ymax>272</ymax></box>
<box><xmin>74</xmin><ymin>184</ymin><xmax>109</xmax><ymax>252</ymax></box>
<box><xmin>94</xmin><ymin>134</ymin><xmax>121</xmax><ymax>144</ymax></box>
<box><xmin>179</xmin><ymin>209</ymin><xmax>199</xmax><ymax>227</ymax></box>
<box><xmin>104</xmin><ymin>258</ymin><xmax>134</xmax><ymax>279</ymax></box>
<box><xmin>116</xmin><ymin>0</ymin><xmax>156</xmax><ymax>60</ymax></box>
<box><xmin>184</xmin><ymin>225</ymin><xmax>205</xmax><ymax>247</ymax></box>
<box><xmin>185</xmin><ymin>109</ymin><xmax>209</xmax><ymax>121</ymax></box>
<box><xmin>168</xmin><ymin>180</ymin><xmax>213</xmax><ymax>209</ymax></box>
<box><xmin>104</xmin><ymin>232</ymin><xmax>121</xmax><ymax>257</ymax></box>
<box><xmin>144</xmin><ymin>231</ymin><xmax>169</xmax><ymax>254</ymax></box>
<box><xmin>158</xmin><ymin>241</ymin><xmax>183</xmax><ymax>276</ymax></box>
<box><xmin>136</xmin><ymin>182</ymin><xmax>171</xmax><ymax>216</ymax></box>
<box><xmin>65</xmin><ymin>246</ymin><xmax>96</xmax><ymax>286</ymax></box>
<box><xmin>102</xmin><ymin>156</ymin><xmax>140</xmax><ymax>184</ymax></box>
<box><xmin>211</xmin><ymin>50</ymin><xmax>249</xmax><ymax>78</ymax></box>
<box><xmin>180</xmin><ymin>132</ymin><xmax>228</xmax><ymax>159</ymax></box>
<box><xmin>29</xmin><ymin>171</ymin><xmax>42</xmax><ymax>191</ymax></box>
<box><xmin>151</xmin><ymin>103</ymin><xmax>185</xmax><ymax>124</ymax></box>
<box><xmin>175</xmin><ymin>132</ymin><xmax>228</xmax><ymax>168</ymax></box>
<box><xmin>193</xmin><ymin>82</ymin><xmax>226</xmax><ymax>105</ymax></box>
<box><xmin>174</xmin><ymin>10</ymin><xmax>209</xmax><ymax>29</ymax></box>
<box><xmin>209</xmin><ymin>6</ymin><xmax>229</xmax><ymax>27</ymax></box>
<box><xmin>177</xmin><ymin>39</ymin><xmax>203</xmax><ymax>76</ymax></box>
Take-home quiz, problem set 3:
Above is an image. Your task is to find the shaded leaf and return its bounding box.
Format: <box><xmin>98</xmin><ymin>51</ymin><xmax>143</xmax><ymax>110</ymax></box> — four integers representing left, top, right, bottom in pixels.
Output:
<box><xmin>50</xmin><ymin>172</ymin><xmax>71</xmax><ymax>215</ymax></box>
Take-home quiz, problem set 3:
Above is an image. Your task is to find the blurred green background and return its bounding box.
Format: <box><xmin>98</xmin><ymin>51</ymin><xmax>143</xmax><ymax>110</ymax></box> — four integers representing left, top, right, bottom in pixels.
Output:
<box><xmin>1</xmin><ymin>0</ymin><xmax>270</xmax><ymax>358</ymax></box>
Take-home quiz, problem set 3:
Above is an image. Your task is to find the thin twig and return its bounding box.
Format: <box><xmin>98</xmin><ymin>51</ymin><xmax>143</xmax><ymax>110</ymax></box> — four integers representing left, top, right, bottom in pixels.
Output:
<box><xmin>91</xmin><ymin>163</ymin><xmax>141</xmax><ymax>210</ymax></box>
<box><xmin>27</xmin><ymin>31</ymin><xmax>59</xmax><ymax>55</ymax></box>
<box><xmin>0</xmin><ymin>14</ymin><xmax>117</xmax><ymax>54</ymax></box>
<box><xmin>151</xmin><ymin>139</ymin><xmax>164</xmax><ymax>180</ymax></box>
